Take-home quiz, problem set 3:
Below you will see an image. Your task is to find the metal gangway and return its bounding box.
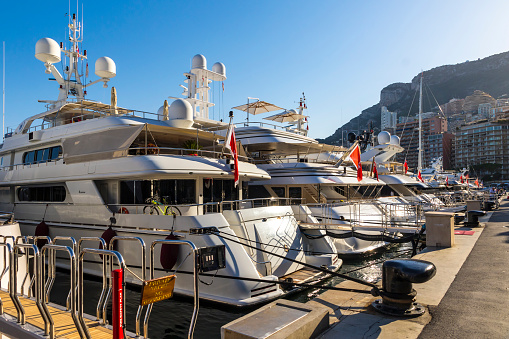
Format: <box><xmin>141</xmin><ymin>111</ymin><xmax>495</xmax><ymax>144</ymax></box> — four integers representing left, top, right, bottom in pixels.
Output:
<box><xmin>0</xmin><ymin>235</ymin><xmax>200</xmax><ymax>339</ymax></box>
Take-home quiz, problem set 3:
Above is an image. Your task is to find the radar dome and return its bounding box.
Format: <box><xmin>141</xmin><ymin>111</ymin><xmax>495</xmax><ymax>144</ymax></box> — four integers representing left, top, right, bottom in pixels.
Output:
<box><xmin>35</xmin><ymin>38</ymin><xmax>61</xmax><ymax>63</ymax></box>
<box><xmin>212</xmin><ymin>62</ymin><xmax>226</xmax><ymax>76</ymax></box>
<box><xmin>191</xmin><ymin>54</ymin><xmax>207</xmax><ymax>70</ymax></box>
<box><xmin>378</xmin><ymin>131</ymin><xmax>391</xmax><ymax>144</ymax></box>
<box><xmin>287</xmin><ymin>109</ymin><xmax>298</xmax><ymax>115</ymax></box>
<box><xmin>167</xmin><ymin>99</ymin><xmax>194</xmax><ymax>129</ymax></box>
<box><xmin>390</xmin><ymin>135</ymin><xmax>400</xmax><ymax>145</ymax></box>
<box><xmin>95</xmin><ymin>57</ymin><xmax>116</xmax><ymax>78</ymax></box>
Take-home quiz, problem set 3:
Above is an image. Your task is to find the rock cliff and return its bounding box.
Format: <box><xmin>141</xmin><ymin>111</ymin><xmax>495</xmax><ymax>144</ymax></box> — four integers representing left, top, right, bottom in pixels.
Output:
<box><xmin>319</xmin><ymin>51</ymin><xmax>509</xmax><ymax>144</ymax></box>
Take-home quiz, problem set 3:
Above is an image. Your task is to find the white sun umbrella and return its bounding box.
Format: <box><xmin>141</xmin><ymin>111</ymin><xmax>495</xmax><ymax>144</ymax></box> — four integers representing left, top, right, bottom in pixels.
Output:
<box><xmin>232</xmin><ymin>100</ymin><xmax>283</xmax><ymax>123</ymax></box>
<box><xmin>263</xmin><ymin>109</ymin><xmax>307</xmax><ymax>123</ymax></box>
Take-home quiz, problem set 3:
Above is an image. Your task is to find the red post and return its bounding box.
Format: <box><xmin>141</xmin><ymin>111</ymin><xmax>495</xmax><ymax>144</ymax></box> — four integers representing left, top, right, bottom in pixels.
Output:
<box><xmin>112</xmin><ymin>268</ymin><xmax>124</xmax><ymax>339</ymax></box>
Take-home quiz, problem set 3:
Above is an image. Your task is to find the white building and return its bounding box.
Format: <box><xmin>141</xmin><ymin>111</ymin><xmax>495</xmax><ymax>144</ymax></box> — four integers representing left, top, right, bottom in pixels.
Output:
<box><xmin>478</xmin><ymin>102</ymin><xmax>492</xmax><ymax>119</ymax></box>
<box><xmin>381</xmin><ymin>106</ymin><xmax>398</xmax><ymax>130</ymax></box>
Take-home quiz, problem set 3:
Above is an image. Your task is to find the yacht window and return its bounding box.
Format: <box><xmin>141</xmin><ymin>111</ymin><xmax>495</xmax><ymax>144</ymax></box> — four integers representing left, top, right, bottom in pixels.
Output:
<box><xmin>272</xmin><ymin>187</ymin><xmax>286</xmax><ymax>198</ymax></box>
<box><xmin>120</xmin><ymin>180</ymin><xmax>196</xmax><ymax>205</ymax></box>
<box><xmin>156</xmin><ymin>179</ymin><xmax>195</xmax><ymax>204</ymax></box>
<box><xmin>17</xmin><ymin>186</ymin><xmax>66</xmax><ymax>202</ymax></box>
<box><xmin>24</xmin><ymin>151</ymin><xmax>35</xmax><ymax>164</ymax></box>
<box><xmin>288</xmin><ymin>187</ymin><xmax>302</xmax><ymax>199</ymax></box>
<box><xmin>23</xmin><ymin>146</ymin><xmax>62</xmax><ymax>165</ymax></box>
<box><xmin>50</xmin><ymin>146</ymin><xmax>62</xmax><ymax>160</ymax></box>
<box><xmin>203</xmin><ymin>179</ymin><xmax>237</xmax><ymax>203</ymax></box>
<box><xmin>247</xmin><ymin>185</ymin><xmax>271</xmax><ymax>199</ymax></box>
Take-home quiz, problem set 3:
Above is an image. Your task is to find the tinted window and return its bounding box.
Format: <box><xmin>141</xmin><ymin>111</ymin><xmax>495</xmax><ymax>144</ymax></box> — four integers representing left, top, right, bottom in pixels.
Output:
<box><xmin>23</xmin><ymin>146</ymin><xmax>62</xmax><ymax>165</ymax></box>
<box><xmin>17</xmin><ymin>186</ymin><xmax>66</xmax><ymax>202</ymax></box>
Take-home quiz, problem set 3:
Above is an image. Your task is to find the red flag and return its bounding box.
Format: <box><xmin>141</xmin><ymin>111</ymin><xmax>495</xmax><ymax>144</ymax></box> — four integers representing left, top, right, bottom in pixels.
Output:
<box><xmin>460</xmin><ymin>175</ymin><xmax>464</xmax><ymax>184</ymax></box>
<box><xmin>475</xmin><ymin>178</ymin><xmax>479</xmax><ymax>187</ymax></box>
<box><xmin>445</xmin><ymin>176</ymin><xmax>449</xmax><ymax>186</ymax></box>
<box><xmin>373</xmin><ymin>159</ymin><xmax>379</xmax><ymax>181</ymax></box>
<box><xmin>222</xmin><ymin>82</ymin><xmax>224</xmax><ymax>92</ymax></box>
<box><xmin>348</xmin><ymin>144</ymin><xmax>362</xmax><ymax>182</ymax></box>
<box><xmin>417</xmin><ymin>170</ymin><xmax>423</xmax><ymax>182</ymax></box>
<box><xmin>225</xmin><ymin>126</ymin><xmax>239</xmax><ymax>187</ymax></box>
<box><xmin>404</xmin><ymin>160</ymin><xmax>408</xmax><ymax>174</ymax></box>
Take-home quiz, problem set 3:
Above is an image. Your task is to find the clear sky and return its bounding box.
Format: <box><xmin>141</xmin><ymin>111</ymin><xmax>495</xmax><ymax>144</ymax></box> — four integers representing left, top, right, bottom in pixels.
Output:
<box><xmin>2</xmin><ymin>0</ymin><xmax>509</xmax><ymax>139</ymax></box>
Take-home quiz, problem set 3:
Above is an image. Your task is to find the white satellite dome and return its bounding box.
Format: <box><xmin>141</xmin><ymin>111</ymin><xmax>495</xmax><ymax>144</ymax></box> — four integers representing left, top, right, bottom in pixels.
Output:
<box><xmin>212</xmin><ymin>62</ymin><xmax>226</xmax><ymax>76</ymax></box>
<box><xmin>191</xmin><ymin>54</ymin><xmax>207</xmax><ymax>70</ymax></box>
<box><xmin>378</xmin><ymin>131</ymin><xmax>391</xmax><ymax>144</ymax></box>
<box><xmin>95</xmin><ymin>57</ymin><xmax>116</xmax><ymax>78</ymax></box>
<box><xmin>167</xmin><ymin>99</ymin><xmax>194</xmax><ymax>129</ymax></box>
<box><xmin>390</xmin><ymin>135</ymin><xmax>400</xmax><ymax>146</ymax></box>
<box><xmin>35</xmin><ymin>38</ymin><xmax>61</xmax><ymax>63</ymax></box>
<box><xmin>288</xmin><ymin>109</ymin><xmax>298</xmax><ymax>115</ymax></box>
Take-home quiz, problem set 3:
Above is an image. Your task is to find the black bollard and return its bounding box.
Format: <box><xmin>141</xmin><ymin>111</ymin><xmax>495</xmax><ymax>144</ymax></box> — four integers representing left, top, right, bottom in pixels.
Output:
<box><xmin>464</xmin><ymin>210</ymin><xmax>485</xmax><ymax>227</ymax></box>
<box><xmin>372</xmin><ymin>259</ymin><xmax>436</xmax><ymax>317</ymax></box>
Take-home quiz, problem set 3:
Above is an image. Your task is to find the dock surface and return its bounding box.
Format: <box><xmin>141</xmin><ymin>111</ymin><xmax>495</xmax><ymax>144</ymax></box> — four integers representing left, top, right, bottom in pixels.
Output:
<box><xmin>419</xmin><ymin>200</ymin><xmax>509</xmax><ymax>338</ymax></box>
<box><xmin>0</xmin><ymin>289</ymin><xmax>133</xmax><ymax>338</ymax></box>
<box><xmin>309</xmin><ymin>200</ymin><xmax>509</xmax><ymax>338</ymax></box>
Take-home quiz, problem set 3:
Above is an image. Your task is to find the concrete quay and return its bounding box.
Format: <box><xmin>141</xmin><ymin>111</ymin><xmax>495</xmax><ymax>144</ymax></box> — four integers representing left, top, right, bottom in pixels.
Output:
<box><xmin>223</xmin><ymin>200</ymin><xmax>509</xmax><ymax>338</ymax></box>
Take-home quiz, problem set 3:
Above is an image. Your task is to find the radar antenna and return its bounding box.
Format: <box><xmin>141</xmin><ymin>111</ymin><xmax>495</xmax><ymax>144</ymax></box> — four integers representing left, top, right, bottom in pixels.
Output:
<box><xmin>35</xmin><ymin>5</ymin><xmax>116</xmax><ymax>109</ymax></box>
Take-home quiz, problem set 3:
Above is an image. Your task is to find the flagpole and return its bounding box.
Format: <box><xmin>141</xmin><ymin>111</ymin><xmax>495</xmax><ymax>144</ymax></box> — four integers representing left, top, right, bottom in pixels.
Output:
<box><xmin>221</xmin><ymin>110</ymin><xmax>234</xmax><ymax>157</ymax></box>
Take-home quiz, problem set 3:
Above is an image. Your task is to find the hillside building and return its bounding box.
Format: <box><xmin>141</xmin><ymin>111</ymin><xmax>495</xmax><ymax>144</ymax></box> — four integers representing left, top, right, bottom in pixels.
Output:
<box><xmin>381</xmin><ymin>106</ymin><xmax>398</xmax><ymax>131</ymax></box>
<box><xmin>455</xmin><ymin>119</ymin><xmax>509</xmax><ymax>179</ymax></box>
<box><xmin>395</xmin><ymin>116</ymin><xmax>450</xmax><ymax>170</ymax></box>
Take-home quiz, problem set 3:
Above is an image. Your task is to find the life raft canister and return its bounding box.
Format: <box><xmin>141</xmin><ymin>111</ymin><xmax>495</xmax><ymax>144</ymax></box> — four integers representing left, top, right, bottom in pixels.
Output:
<box><xmin>34</xmin><ymin>221</ymin><xmax>49</xmax><ymax>249</ymax></box>
<box><xmin>160</xmin><ymin>234</ymin><xmax>180</xmax><ymax>270</ymax></box>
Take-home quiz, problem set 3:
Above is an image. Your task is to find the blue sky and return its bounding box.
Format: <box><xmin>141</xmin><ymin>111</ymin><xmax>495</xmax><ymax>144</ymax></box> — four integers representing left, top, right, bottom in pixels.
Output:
<box><xmin>2</xmin><ymin>0</ymin><xmax>509</xmax><ymax>139</ymax></box>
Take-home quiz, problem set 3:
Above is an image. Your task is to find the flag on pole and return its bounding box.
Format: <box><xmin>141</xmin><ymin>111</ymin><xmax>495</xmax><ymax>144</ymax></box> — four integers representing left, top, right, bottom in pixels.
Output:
<box><xmin>404</xmin><ymin>160</ymin><xmax>409</xmax><ymax>174</ymax></box>
<box><xmin>222</xmin><ymin>82</ymin><xmax>224</xmax><ymax>92</ymax></box>
<box><xmin>417</xmin><ymin>170</ymin><xmax>423</xmax><ymax>182</ymax></box>
<box><xmin>475</xmin><ymin>178</ymin><xmax>479</xmax><ymax>187</ymax></box>
<box><xmin>225</xmin><ymin>126</ymin><xmax>239</xmax><ymax>187</ymax></box>
<box><xmin>348</xmin><ymin>144</ymin><xmax>362</xmax><ymax>182</ymax></box>
<box><xmin>373</xmin><ymin>159</ymin><xmax>379</xmax><ymax>181</ymax></box>
<box><xmin>460</xmin><ymin>175</ymin><xmax>464</xmax><ymax>184</ymax></box>
<box><xmin>445</xmin><ymin>176</ymin><xmax>449</xmax><ymax>186</ymax></box>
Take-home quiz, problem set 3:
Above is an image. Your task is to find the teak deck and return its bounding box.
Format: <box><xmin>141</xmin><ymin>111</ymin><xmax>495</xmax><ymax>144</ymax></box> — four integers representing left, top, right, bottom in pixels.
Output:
<box><xmin>0</xmin><ymin>290</ymin><xmax>133</xmax><ymax>338</ymax></box>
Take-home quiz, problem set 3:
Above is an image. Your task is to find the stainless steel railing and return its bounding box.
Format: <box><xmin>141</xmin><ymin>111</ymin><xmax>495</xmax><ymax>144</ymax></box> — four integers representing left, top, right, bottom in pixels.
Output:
<box><xmin>144</xmin><ymin>239</ymin><xmax>200</xmax><ymax>339</ymax></box>
<box><xmin>109</xmin><ymin>236</ymin><xmax>146</xmax><ymax>337</ymax></box>
<box><xmin>78</xmin><ymin>248</ymin><xmax>126</xmax><ymax>339</ymax></box>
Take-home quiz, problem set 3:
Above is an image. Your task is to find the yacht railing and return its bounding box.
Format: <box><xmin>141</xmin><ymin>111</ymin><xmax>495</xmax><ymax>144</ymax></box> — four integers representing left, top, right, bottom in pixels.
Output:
<box><xmin>304</xmin><ymin>200</ymin><xmax>424</xmax><ymax>230</ymax></box>
<box><xmin>204</xmin><ymin>121</ymin><xmax>308</xmax><ymax>136</ymax></box>
<box><xmin>128</xmin><ymin>146</ymin><xmax>253</xmax><ymax>163</ymax></box>
<box><xmin>109</xmin><ymin>198</ymin><xmax>304</xmax><ymax>217</ymax></box>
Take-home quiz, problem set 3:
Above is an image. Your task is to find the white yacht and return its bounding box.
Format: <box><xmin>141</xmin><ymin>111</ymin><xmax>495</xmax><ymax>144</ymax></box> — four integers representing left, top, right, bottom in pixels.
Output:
<box><xmin>222</xmin><ymin>99</ymin><xmax>412</xmax><ymax>257</ymax></box>
<box><xmin>0</xmin><ymin>13</ymin><xmax>340</xmax><ymax>306</ymax></box>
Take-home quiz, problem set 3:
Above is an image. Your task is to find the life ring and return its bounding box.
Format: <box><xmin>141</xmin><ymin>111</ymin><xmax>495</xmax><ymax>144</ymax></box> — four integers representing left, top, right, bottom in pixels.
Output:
<box><xmin>118</xmin><ymin>207</ymin><xmax>129</xmax><ymax>214</ymax></box>
<box><xmin>34</xmin><ymin>221</ymin><xmax>49</xmax><ymax>249</ymax></box>
<box><xmin>147</xmin><ymin>143</ymin><xmax>158</xmax><ymax>155</ymax></box>
<box><xmin>160</xmin><ymin>233</ymin><xmax>180</xmax><ymax>270</ymax></box>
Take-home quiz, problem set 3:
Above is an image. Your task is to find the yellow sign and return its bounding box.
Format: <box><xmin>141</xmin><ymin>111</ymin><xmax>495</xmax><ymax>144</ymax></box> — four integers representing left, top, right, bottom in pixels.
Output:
<box><xmin>140</xmin><ymin>275</ymin><xmax>176</xmax><ymax>306</ymax></box>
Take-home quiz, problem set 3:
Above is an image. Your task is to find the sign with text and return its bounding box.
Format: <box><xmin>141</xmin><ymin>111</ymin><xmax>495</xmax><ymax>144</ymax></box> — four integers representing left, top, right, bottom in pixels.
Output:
<box><xmin>140</xmin><ymin>275</ymin><xmax>176</xmax><ymax>306</ymax></box>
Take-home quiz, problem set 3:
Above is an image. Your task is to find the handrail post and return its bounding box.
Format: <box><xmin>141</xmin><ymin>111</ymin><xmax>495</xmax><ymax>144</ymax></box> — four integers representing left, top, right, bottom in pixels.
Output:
<box><xmin>78</xmin><ymin>248</ymin><xmax>125</xmax><ymax>339</ymax></box>
<box><xmin>77</xmin><ymin>237</ymin><xmax>107</xmax><ymax>321</ymax></box>
<box><xmin>144</xmin><ymin>239</ymin><xmax>199</xmax><ymax>339</ymax></box>
<box><xmin>110</xmin><ymin>236</ymin><xmax>146</xmax><ymax>337</ymax></box>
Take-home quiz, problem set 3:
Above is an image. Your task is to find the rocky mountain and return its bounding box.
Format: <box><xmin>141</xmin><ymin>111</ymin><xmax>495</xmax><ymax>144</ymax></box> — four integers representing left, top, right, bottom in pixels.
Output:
<box><xmin>319</xmin><ymin>51</ymin><xmax>509</xmax><ymax>144</ymax></box>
